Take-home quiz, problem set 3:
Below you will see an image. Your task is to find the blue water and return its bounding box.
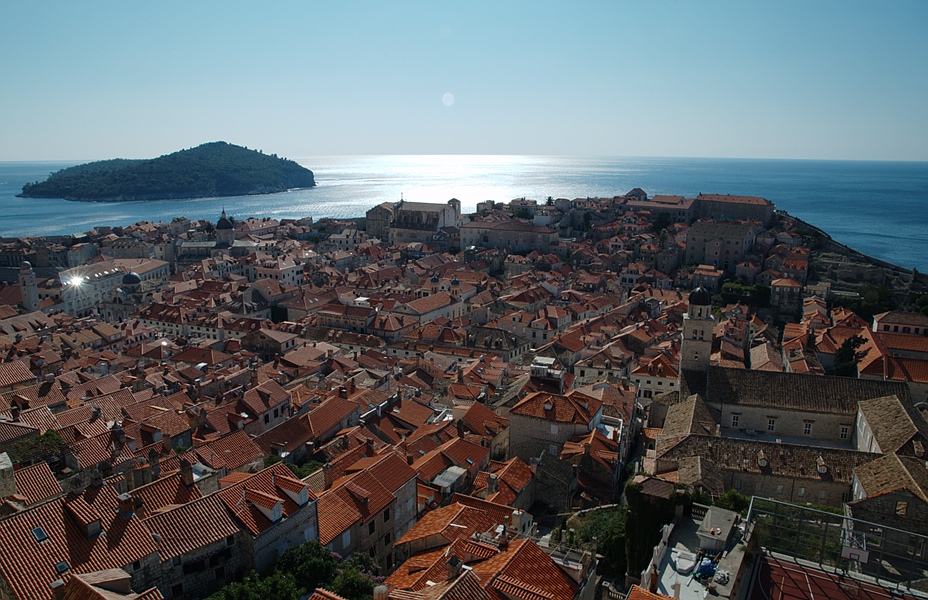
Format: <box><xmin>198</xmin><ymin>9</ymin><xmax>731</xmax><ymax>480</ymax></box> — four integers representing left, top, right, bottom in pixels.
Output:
<box><xmin>0</xmin><ymin>155</ymin><xmax>925</xmax><ymax>270</ymax></box>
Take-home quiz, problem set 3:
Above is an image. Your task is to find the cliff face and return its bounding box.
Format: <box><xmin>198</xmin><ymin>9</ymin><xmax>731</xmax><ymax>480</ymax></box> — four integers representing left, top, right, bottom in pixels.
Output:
<box><xmin>19</xmin><ymin>142</ymin><xmax>315</xmax><ymax>202</ymax></box>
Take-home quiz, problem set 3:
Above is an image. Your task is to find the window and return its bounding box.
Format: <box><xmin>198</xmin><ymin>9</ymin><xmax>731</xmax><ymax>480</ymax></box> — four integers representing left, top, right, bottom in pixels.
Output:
<box><xmin>264</xmin><ymin>414</ymin><xmax>270</xmax><ymax>424</ymax></box>
<box><xmin>797</xmin><ymin>487</ymin><xmax>805</xmax><ymax>498</ymax></box>
<box><xmin>767</xmin><ymin>419</ymin><xmax>776</xmax><ymax>432</ymax></box>
<box><xmin>549</xmin><ymin>444</ymin><xmax>558</xmax><ymax>456</ymax></box>
<box><xmin>383</xmin><ymin>509</ymin><xmax>390</xmax><ymax>522</ymax></box>
<box><xmin>550</xmin><ymin>424</ymin><xmax>558</xmax><ymax>435</ymax></box>
<box><xmin>804</xmin><ymin>422</ymin><xmax>813</xmax><ymax>435</ymax></box>
<box><xmin>227</xmin><ymin>535</ymin><xmax>235</xmax><ymax>546</ymax></box>
<box><xmin>31</xmin><ymin>527</ymin><xmax>48</xmax><ymax>543</ymax></box>
<box><xmin>171</xmin><ymin>584</ymin><xmax>184</xmax><ymax>598</ymax></box>
<box><xmin>384</xmin><ymin>532</ymin><xmax>392</xmax><ymax>545</ymax></box>
<box><xmin>841</xmin><ymin>493</ymin><xmax>851</xmax><ymax>503</ymax></box>
<box><xmin>896</xmin><ymin>501</ymin><xmax>908</xmax><ymax>516</ymax></box>
<box><xmin>342</xmin><ymin>530</ymin><xmax>351</xmax><ymax>547</ymax></box>
<box><xmin>840</xmin><ymin>426</ymin><xmax>850</xmax><ymax>440</ymax></box>
<box><xmin>132</xmin><ymin>560</ymin><xmax>141</xmax><ymax>572</ymax></box>
<box><xmin>776</xmin><ymin>484</ymin><xmax>784</xmax><ymax>495</ymax></box>
<box><xmin>731</xmin><ymin>415</ymin><xmax>740</xmax><ymax>428</ymax></box>
<box><xmin>172</xmin><ymin>557</ymin><xmax>182</xmax><ymax>567</ymax></box>
<box><xmin>755</xmin><ymin>482</ymin><xmax>763</xmax><ymax>494</ymax></box>
<box><xmin>818</xmin><ymin>490</ymin><xmax>827</xmax><ymax>501</ymax></box>
<box><xmin>369</xmin><ymin>521</ymin><xmax>376</xmax><ymax>535</ymax></box>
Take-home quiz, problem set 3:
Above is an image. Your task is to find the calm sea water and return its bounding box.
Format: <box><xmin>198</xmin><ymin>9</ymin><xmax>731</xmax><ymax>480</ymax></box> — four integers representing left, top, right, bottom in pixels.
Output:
<box><xmin>0</xmin><ymin>155</ymin><xmax>925</xmax><ymax>270</ymax></box>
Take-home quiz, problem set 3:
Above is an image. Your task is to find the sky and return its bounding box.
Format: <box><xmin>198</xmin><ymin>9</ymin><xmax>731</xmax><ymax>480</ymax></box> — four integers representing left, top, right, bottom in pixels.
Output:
<box><xmin>2</xmin><ymin>1</ymin><xmax>927</xmax><ymax>162</ymax></box>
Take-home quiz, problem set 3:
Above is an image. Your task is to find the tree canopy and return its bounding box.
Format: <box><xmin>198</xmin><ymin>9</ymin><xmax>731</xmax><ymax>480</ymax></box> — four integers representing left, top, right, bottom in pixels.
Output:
<box><xmin>19</xmin><ymin>142</ymin><xmax>315</xmax><ymax>201</ymax></box>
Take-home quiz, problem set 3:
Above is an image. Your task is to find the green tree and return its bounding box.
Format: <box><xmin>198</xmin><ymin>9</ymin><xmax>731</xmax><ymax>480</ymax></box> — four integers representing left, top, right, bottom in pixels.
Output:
<box><xmin>207</xmin><ymin>571</ymin><xmax>301</xmax><ymax>600</ymax></box>
<box><xmin>328</xmin><ymin>567</ymin><xmax>375</xmax><ymax>600</ymax></box>
<box><xmin>651</xmin><ymin>212</ymin><xmax>672</xmax><ymax>233</ymax></box>
<box><xmin>273</xmin><ymin>541</ymin><xmax>339</xmax><ymax>594</ymax></box>
<box><xmin>343</xmin><ymin>551</ymin><xmax>381</xmax><ymax>577</ymax></box>
<box><xmin>834</xmin><ymin>334</ymin><xmax>866</xmax><ymax>377</ymax></box>
<box><xmin>576</xmin><ymin>507</ymin><xmax>627</xmax><ymax>575</ymax></box>
<box><xmin>713</xmin><ymin>489</ymin><xmax>751</xmax><ymax>514</ymax></box>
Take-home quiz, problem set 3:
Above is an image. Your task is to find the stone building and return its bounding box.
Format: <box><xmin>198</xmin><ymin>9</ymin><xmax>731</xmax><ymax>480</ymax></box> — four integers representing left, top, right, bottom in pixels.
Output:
<box><xmin>647</xmin><ymin>287</ymin><xmax>915</xmax><ymax>507</ymax></box>
<box><xmin>684</xmin><ymin>221</ymin><xmax>755</xmax><ymax>273</ymax></box>
<box><xmin>389</xmin><ymin>199</ymin><xmax>461</xmax><ymax>244</ymax></box>
<box><xmin>365</xmin><ymin>202</ymin><xmax>395</xmax><ymax>241</ymax></box>
<box><xmin>694</xmin><ymin>193</ymin><xmax>775</xmax><ymax>226</ymax></box>
<box><xmin>461</xmin><ymin>220</ymin><xmax>559</xmax><ymax>253</ymax></box>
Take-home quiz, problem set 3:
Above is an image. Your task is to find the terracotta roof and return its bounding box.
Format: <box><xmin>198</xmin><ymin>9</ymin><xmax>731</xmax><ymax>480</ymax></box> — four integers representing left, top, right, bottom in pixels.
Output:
<box><xmin>316</xmin><ymin>490</ymin><xmax>361</xmax><ymax>546</ymax></box>
<box><xmin>396</xmin><ymin>503</ymin><xmax>498</xmax><ymax>547</ymax></box>
<box><xmin>471</xmin><ymin>538</ymin><xmax>578</xmax><ymax>600</ymax></box>
<box><xmin>130</xmin><ymin>472</ymin><xmax>202</xmax><ymax>514</ymax></box>
<box><xmin>510</xmin><ymin>391</ymin><xmax>601</xmax><ymax>425</ymax></box>
<box><xmin>0</xmin><ymin>485</ymin><xmax>158</xmax><ymax>600</ymax></box>
<box><xmin>11</xmin><ymin>461</ymin><xmax>63</xmax><ymax>505</ymax></box>
<box><xmin>190</xmin><ymin>429</ymin><xmax>264</xmax><ymax>472</ymax></box>
<box><xmin>144</xmin><ymin>493</ymin><xmax>241</xmax><ymax>560</ymax></box>
<box><xmin>328</xmin><ymin>469</ymin><xmax>395</xmax><ymax>522</ymax></box>
<box><xmin>306</xmin><ymin>396</ymin><xmax>359</xmax><ymax>439</ymax></box>
<box><xmin>217</xmin><ymin>462</ymin><xmax>316</xmax><ymax>536</ymax></box>
<box><xmin>0</xmin><ymin>359</ymin><xmax>35</xmax><ymax>389</ymax></box>
<box><xmin>627</xmin><ymin>584</ymin><xmax>675</xmax><ymax>600</ymax></box>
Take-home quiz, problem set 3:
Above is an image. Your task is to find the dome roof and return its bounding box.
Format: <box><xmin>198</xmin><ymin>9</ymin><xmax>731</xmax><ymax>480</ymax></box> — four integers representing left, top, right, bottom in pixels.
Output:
<box><xmin>217</xmin><ymin>210</ymin><xmax>233</xmax><ymax>230</ymax></box>
<box><xmin>689</xmin><ymin>286</ymin><xmax>712</xmax><ymax>306</ymax></box>
<box><xmin>122</xmin><ymin>272</ymin><xmax>142</xmax><ymax>286</ymax></box>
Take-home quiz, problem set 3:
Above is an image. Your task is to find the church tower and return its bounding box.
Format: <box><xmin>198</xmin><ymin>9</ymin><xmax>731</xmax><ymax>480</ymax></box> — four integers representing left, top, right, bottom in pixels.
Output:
<box><xmin>18</xmin><ymin>261</ymin><xmax>40</xmax><ymax>313</ymax></box>
<box><xmin>680</xmin><ymin>286</ymin><xmax>714</xmax><ymax>372</ymax></box>
<box><xmin>216</xmin><ymin>210</ymin><xmax>235</xmax><ymax>247</ymax></box>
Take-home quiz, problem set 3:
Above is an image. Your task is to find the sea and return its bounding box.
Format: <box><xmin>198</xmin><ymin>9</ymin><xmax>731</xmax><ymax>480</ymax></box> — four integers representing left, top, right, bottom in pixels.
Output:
<box><xmin>0</xmin><ymin>155</ymin><xmax>926</xmax><ymax>271</ymax></box>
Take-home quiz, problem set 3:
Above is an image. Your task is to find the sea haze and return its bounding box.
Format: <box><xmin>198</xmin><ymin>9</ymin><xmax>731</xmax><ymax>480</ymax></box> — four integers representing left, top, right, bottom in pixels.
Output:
<box><xmin>0</xmin><ymin>155</ymin><xmax>925</xmax><ymax>270</ymax></box>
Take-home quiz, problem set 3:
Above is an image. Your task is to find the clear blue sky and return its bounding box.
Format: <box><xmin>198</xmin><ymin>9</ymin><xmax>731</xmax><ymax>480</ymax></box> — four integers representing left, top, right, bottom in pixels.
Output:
<box><xmin>2</xmin><ymin>1</ymin><xmax>927</xmax><ymax>161</ymax></box>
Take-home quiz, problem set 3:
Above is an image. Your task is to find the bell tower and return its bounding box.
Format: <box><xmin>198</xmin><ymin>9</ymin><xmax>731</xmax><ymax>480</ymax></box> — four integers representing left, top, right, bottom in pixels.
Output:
<box><xmin>19</xmin><ymin>261</ymin><xmax>40</xmax><ymax>313</ymax></box>
<box><xmin>680</xmin><ymin>286</ymin><xmax>714</xmax><ymax>372</ymax></box>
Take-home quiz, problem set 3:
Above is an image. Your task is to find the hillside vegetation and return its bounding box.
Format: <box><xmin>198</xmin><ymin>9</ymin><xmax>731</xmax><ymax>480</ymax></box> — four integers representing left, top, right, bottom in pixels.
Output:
<box><xmin>19</xmin><ymin>142</ymin><xmax>315</xmax><ymax>201</ymax></box>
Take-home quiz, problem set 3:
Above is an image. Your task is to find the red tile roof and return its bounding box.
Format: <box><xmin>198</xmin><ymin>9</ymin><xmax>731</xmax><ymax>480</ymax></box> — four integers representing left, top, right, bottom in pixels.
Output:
<box><xmin>144</xmin><ymin>493</ymin><xmax>240</xmax><ymax>561</ymax></box>
<box><xmin>217</xmin><ymin>462</ymin><xmax>316</xmax><ymax>536</ymax></box>
<box><xmin>0</xmin><ymin>485</ymin><xmax>159</xmax><ymax>600</ymax></box>
<box><xmin>11</xmin><ymin>461</ymin><xmax>63</xmax><ymax>506</ymax></box>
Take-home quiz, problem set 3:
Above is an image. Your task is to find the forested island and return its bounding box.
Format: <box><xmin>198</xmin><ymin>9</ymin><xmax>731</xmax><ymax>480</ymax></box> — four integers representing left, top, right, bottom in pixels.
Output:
<box><xmin>18</xmin><ymin>141</ymin><xmax>315</xmax><ymax>202</ymax></box>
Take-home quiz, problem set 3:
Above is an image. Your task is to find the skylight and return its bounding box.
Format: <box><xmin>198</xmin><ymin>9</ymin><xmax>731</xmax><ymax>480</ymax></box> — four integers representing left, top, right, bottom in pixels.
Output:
<box><xmin>55</xmin><ymin>562</ymin><xmax>69</xmax><ymax>575</ymax></box>
<box><xmin>31</xmin><ymin>527</ymin><xmax>48</xmax><ymax>543</ymax></box>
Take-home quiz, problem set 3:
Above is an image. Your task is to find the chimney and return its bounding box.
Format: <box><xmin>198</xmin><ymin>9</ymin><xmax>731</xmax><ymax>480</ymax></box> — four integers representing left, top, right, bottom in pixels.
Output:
<box><xmin>148</xmin><ymin>449</ymin><xmax>161</xmax><ymax>480</ymax></box>
<box><xmin>498</xmin><ymin>520</ymin><xmax>509</xmax><ymax>551</ymax></box>
<box><xmin>445</xmin><ymin>555</ymin><xmax>462</xmax><ymax>581</ymax></box>
<box><xmin>373</xmin><ymin>585</ymin><xmax>389</xmax><ymax>600</ymax></box>
<box><xmin>339</xmin><ymin>386</ymin><xmax>348</xmax><ymax>399</ymax></box>
<box><xmin>346</xmin><ymin>379</ymin><xmax>355</xmax><ymax>395</ymax></box>
<box><xmin>365</xmin><ymin>437</ymin><xmax>375</xmax><ymax>456</ymax></box>
<box><xmin>9</xmin><ymin>406</ymin><xmax>19</xmax><ymax>422</ymax></box>
<box><xmin>456</xmin><ymin>419</ymin><xmax>465</xmax><ymax>439</ymax></box>
<box><xmin>487</xmin><ymin>473</ymin><xmax>498</xmax><ymax>494</ymax></box>
<box><xmin>179</xmin><ymin>459</ymin><xmax>194</xmax><ymax>487</ymax></box>
<box><xmin>50</xmin><ymin>579</ymin><xmax>66</xmax><ymax>600</ymax></box>
<box><xmin>118</xmin><ymin>492</ymin><xmax>134</xmax><ymax>520</ymax></box>
<box><xmin>406</xmin><ymin>453</ymin><xmax>414</xmax><ymax>466</ymax></box>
